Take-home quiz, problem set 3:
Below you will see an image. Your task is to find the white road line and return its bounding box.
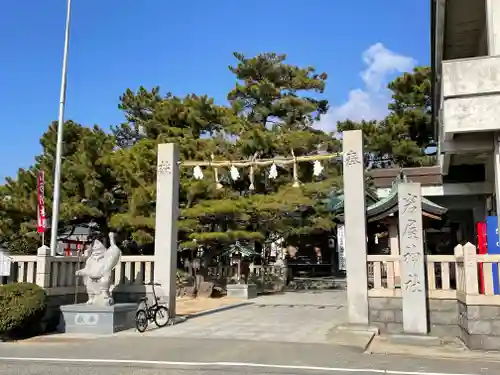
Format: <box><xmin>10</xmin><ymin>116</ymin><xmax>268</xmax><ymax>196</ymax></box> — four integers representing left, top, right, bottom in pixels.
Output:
<box><xmin>0</xmin><ymin>357</ymin><xmax>478</xmax><ymax>375</ymax></box>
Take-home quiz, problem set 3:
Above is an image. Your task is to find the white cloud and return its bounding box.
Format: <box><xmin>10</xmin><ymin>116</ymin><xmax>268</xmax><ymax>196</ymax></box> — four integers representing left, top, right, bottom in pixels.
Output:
<box><xmin>315</xmin><ymin>43</ymin><xmax>416</xmax><ymax>132</ymax></box>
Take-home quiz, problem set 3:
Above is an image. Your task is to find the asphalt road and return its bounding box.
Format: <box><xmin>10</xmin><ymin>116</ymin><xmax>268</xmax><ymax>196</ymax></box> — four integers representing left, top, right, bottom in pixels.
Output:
<box><xmin>0</xmin><ymin>363</ymin><xmax>324</xmax><ymax>375</ymax></box>
<box><xmin>0</xmin><ymin>336</ymin><xmax>498</xmax><ymax>375</ymax></box>
<box><xmin>0</xmin><ymin>363</ymin><xmax>388</xmax><ymax>375</ymax></box>
<box><xmin>0</xmin><ymin>360</ymin><xmax>496</xmax><ymax>375</ymax></box>
<box><xmin>0</xmin><ymin>363</ymin><xmax>322</xmax><ymax>375</ymax></box>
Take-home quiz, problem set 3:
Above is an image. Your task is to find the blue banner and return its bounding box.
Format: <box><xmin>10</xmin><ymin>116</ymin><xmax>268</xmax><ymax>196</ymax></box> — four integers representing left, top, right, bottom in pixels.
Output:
<box><xmin>486</xmin><ymin>216</ymin><xmax>500</xmax><ymax>294</ymax></box>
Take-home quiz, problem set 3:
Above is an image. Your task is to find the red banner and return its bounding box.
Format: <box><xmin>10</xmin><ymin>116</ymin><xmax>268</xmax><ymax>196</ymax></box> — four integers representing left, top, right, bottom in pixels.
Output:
<box><xmin>477</xmin><ymin>221</ymin><xmax>487</xmax><ymax>294</ymax></box>
<box><xmin>37</xmin><ymin>171</ymin><xmax>46</xmax><ymax>233</ymax></box>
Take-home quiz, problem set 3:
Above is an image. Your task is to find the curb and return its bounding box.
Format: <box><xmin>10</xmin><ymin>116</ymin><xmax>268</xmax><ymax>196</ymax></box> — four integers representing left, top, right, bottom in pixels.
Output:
<box><xmin>184</xmin><ymin>301</ymin><xmax>252</xmax><ymax>320</ymax></box>
<box><xmin>365</xmin><ymin>339</ymin><xmax>500</xmax><ymax>362</ymax></box>
<box><xmin>326</xmin><ymin>325</ymin><xmax>378</xmax><ymax>352</ymax></box>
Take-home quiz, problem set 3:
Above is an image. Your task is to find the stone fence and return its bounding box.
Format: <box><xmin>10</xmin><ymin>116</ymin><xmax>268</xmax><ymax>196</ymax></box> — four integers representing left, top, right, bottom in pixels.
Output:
<box><xmin>207</xmin><ymin>264</ymin><xmax>287</xmax><ymax>281</ymax></box>
<box><xmin>0</xmin><ymin>251</ymin><xmax>286</xmax><ymax>330</ymax></box>
<box><xmin>1</xmin><ymin>253</ymin><xmax>156</xmax><ymax>305</ymax></box>
<box><xmin>366</xmin><ymin>242</ymin><xmax>500</xmax><ymax>350</ymax></box>
<box><xmin>1</xmin><ymin>252</ymin><xmax>285</xmax><ymax>299</ymax></box>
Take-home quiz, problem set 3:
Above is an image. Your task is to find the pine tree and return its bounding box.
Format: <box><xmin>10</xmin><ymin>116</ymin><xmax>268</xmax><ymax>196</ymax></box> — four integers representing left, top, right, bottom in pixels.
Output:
<box><xmin>108</xmin><ymin>52</ymin><xmax>343</xmax><ymax>256</ymax></box>
<box><xmin>180</xmin><ymin>52</ymin><xmax>341</xmax><ymax>257</ymax></box>
<box><xmin>109</xmin><ymin>91</ymin><xmax>237</xmax><ymax>249</ymax></box>
<box><xmin>0</xmin><ymin>55</ymin><xmax>433</xmax><ymax>257</ymax></box>
<box><xmin>0</xmin><ymin>121</ymin><xmax>116</xmax><ymax>253</ymax></box>
<box><xmin>337</xmin><ymin>66</ymin><xmax>434</xmax><ymax>168</ymax></box>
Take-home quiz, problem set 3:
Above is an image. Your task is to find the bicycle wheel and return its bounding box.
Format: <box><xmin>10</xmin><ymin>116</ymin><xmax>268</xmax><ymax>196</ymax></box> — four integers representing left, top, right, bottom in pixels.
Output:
<box><xmin>154</xmin><ymin>306</ymin><xmax>170</xmax><ymax>328</ymax></box>
<box><xmin>135</xmin><ymin>309</ymin><xmax>149</xmax><ymax>333</ymax></box>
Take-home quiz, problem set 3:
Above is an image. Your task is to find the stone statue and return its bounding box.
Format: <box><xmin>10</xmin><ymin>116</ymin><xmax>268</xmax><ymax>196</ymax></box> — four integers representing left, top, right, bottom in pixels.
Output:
<box><xmin>76</xmin><ymin>232</ymin><xmax>122</xmax><ymax>306</ymax></box>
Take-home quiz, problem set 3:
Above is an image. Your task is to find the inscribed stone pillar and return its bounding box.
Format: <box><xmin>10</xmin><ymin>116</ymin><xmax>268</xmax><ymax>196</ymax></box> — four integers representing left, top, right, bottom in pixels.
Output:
<box><xmin>342</xmin><ymin>130</ymin><xmax>369</xmax><ymax>325</ymax></box>
<box><xmin>398</xmin><ymin>182</ymin><xmax>428</xmax><ymax>334</ymax></box>
<box><xmin>154</xmin><ymin>143</ymin><xmax>180</xmax><ymax>317</ymax></box>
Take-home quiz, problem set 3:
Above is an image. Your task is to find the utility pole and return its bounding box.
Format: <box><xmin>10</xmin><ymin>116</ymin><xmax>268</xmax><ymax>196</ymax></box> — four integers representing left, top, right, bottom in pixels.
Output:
<box><xmin>50</xmin><ymin>0</ymin><xmax>72</xmax><ymax>256</ymax></box>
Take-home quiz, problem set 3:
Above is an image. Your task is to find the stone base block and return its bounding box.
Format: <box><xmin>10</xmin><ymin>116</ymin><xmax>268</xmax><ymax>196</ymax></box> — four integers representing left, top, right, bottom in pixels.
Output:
<box><xmin>59</xmin><ymin>303</ymin><xmax>137</xmax><ymax>334</ymax></box>
<box><xmin>226</xmin><ymin>284</ymin><xmax>257</xmax><ymax>299</ymax></box>
<box><xmin>458</xmin><ymin>302</ymin><xmax>500</xmax><ymax>350</ymax></box>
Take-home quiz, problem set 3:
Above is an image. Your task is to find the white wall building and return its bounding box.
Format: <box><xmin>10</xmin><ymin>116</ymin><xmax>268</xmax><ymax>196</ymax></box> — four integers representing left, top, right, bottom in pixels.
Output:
<box><xmin>432</xmin><ymin>0</ymin><xmax>500</xmax><ymax>234</ymax></box>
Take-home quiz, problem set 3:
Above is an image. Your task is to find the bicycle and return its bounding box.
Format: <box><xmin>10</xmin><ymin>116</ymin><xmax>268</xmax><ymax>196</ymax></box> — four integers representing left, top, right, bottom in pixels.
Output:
<box><xmin>135</xmin><ymin>282</ymin><xmax>170</xmax><ymax>332</ymax></box>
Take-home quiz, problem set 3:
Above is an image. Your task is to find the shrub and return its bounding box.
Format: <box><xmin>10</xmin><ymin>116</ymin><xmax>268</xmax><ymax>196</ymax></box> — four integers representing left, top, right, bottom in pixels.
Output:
<box><xmin>0</xmin><ymin>283</ymin><xmax>47</xmax><ymax>339</ymax></box>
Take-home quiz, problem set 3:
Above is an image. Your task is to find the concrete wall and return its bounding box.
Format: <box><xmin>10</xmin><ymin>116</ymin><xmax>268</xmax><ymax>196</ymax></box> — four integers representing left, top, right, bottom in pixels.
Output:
<box><xmin>442</xmin><ymin>57</ymin><xmax>500</xmax><ymax>98</ymax></box>
<box><xmin>369</xmin><ymin>297</ymin><xmax>500</xmax><ymax>350</ymax></box>
<box><xmin>428</xmin><ymin>299</ymin><xmax>461</xmax><ymax>337</ymax></box>
<box><xmin>368</xmin><ymin>297</ymin><xmax>460</xmax><ymax>337</ymax></box>
<box><xmin>368</xmin><ymin>297</ymin><xmax>403</xmax><ymax>333</ymax></box>
<box><xmin>442</xmin><ymin>56</ymin><xmax>500</xmax><ymax>135</ymax></box>
<box><xmin>458</xmin><ymin>302</ymin><xmax>500</xmax><ymax>350</ymax></box>
<box><xmin>444</xmin><ymin>95</ymin><xmax>500</xmax><ymax>134</ymax></box>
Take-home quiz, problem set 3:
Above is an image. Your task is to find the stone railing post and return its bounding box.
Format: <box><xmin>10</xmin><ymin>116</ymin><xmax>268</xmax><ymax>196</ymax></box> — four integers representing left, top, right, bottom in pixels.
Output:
<box><xmin>249</xmin><ymin>263</ymin><xmax>255</xmax><ymax>276</ymax></box>
<box><xmin>36</xmin><ymin>245</ymin><xmax>51</xmax><ymax>289</ymax></box>
<box><xmin>453</xmin><ymin>244</ymin><xmax>465</xmax><ymax>296</ymax></box>
<box><xmin>453</xmin><ymin>244</ymin><xmax>464</xmax><ymax>258</ymax></box>
<box><xmin>388</xmin><ymin>218</ymin><xmax>400</xmax><ymax>283</ymax></box>
<box><xmin>463</xmin><ymin>242</ymin><xmax>479</xmax><ymax>297</ymax></box>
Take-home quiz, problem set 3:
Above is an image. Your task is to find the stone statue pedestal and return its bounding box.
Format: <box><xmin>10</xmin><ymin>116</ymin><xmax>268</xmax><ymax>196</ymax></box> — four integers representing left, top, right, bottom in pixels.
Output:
<box><xmin>226</xmin><ymin>283</ymin><xmax>257</xmax><ymax>299</ymax></box>
<box><xmin>59</xmin><ymin>303</ymin><xmax>137</xmax><ymax>334</ymax></box>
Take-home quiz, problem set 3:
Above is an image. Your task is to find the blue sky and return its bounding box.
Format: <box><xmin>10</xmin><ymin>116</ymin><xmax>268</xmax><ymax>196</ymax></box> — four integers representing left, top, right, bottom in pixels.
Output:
<box><xmin>0</xmin><ymin>0</ymin><xmax>430</xmax><ymax>180</ymax></box>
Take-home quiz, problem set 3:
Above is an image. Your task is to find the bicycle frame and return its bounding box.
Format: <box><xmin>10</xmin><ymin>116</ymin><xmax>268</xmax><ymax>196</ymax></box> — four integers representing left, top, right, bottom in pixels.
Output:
<box><xmin>141</xmin><ymin>283</ymin><xmax>162</xmax><ymax>319</ymax></box>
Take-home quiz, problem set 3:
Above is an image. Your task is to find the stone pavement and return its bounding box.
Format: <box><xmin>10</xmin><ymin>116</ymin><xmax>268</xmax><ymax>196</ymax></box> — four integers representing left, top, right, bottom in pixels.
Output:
<box><xmin>145</xmin><ymin>290</ymin><xmax>347</xmax><ymax>343</ymax></box>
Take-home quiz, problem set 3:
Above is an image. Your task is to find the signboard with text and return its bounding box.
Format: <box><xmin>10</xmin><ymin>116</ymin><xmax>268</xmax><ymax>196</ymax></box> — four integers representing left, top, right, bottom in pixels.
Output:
<box><xmin>337</xmin><ymin>225</ymin><xmax>346</xmax><ymax>271</ymax></box>
<box><xmin>486</xmin><ymin>216</ymin><xmax>500</xmax><ymax>295</ymax></box>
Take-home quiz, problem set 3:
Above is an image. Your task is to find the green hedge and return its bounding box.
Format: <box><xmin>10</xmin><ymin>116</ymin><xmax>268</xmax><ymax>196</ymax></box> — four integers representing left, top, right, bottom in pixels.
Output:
<box><xmin>0</xmin><ymin>283</ymin><xmax>47</xmax><ymax>339</ymax></box>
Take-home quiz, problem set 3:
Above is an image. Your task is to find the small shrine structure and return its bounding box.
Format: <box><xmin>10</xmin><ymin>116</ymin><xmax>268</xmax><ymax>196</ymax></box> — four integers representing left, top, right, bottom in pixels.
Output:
<box><xmin>327</xmin><ymin>175</ymin><xmax>448</xmax><ymax>276</ymax></box>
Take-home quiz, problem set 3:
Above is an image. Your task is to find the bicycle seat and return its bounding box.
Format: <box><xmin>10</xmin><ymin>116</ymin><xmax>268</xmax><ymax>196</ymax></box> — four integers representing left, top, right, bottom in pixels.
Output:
<box><xmin>139</xmin><ymin>297</ymin><xmax>148</xmax><ymax>302</ymax></box>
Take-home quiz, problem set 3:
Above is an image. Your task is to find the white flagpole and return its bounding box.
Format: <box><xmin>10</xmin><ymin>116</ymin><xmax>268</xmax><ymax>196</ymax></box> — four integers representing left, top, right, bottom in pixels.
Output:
<box><xmin>50</xmin><ymin>0</ymin><xmax>72</xmax><ymax>257</ymax></box>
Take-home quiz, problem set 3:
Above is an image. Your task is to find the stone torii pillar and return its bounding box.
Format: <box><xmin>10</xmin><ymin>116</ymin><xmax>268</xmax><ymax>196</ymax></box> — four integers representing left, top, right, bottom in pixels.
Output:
<box><xmin>342</xmin><ymin>130</ymin><xmax>369</xmax><ymax>326</ymax></box>
<box><xmin>154</xmin><ymin>143</ymin><xmax>180</xmax><ymax>318</ymax></box>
